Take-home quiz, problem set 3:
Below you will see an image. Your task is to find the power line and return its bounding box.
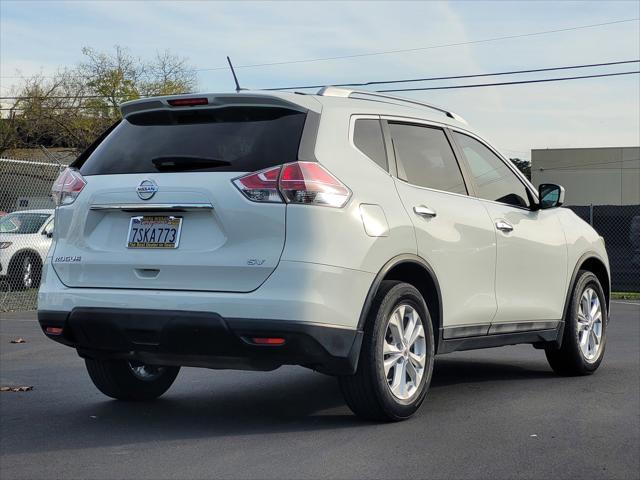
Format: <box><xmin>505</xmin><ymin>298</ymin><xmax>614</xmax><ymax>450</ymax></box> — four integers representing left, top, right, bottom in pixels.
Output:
<box><xmin>0</xmin><ymin>106</ymin><xmax>112</xmax><ymax>111</ymax></box>
<box><xmin>0</xmin><ymin>94</ymin><xmax>170</xmax><ymax>100</ymax></box>
<box><xmin>2</xmin><ymin>60</ymin><xmax>638</xmax><ymax>101</ymax></box>
<box><xmin>0</xmin><ymin>95</ymin><xmax>109</xmax><ymax>100</ymax></box>
<box><xmin>196</xmin><ymin>18</ymin><xmax>640</xmax><ymax>72</ymax></box>
<box><xmin>265</xmin><ymin>59</ymin><xmax>640</xmax><ymax>91</ymax></box>
<box><xmin>1</xmin><ymin>17</ymin><xmax>638</xmax><ymax>79</ymax></box>
<box><xmin>0</xmin><ymin>70</ymin><xmax>638</xmax><ymax>110</ymax></box>
<box><xmin>378</xmin><ymin>70</ymin><xmax>640</xmax><ymax>92</ymax></box>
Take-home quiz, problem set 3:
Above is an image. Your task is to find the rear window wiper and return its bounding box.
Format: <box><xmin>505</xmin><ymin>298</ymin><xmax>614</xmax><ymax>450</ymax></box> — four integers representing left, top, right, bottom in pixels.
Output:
<box><xmin>151</xmin><ymin>156</ymin><xmax>232</xmax><ymax>171</ymax></box>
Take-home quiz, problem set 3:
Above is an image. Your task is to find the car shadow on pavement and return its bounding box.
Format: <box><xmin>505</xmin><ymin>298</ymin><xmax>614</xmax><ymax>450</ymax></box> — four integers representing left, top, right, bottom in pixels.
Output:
<box><xmin>431</xmin><ymin>357</ymin><xmax>555</xmax><ymax>388</ymax></box>
<box><xmin>2</xmin><ymin>357</ymin><xmax>557</xmax><ymax>455</ymax></box>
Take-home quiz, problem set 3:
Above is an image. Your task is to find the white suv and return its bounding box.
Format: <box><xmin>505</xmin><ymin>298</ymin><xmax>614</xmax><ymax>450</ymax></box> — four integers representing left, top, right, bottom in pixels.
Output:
<box><xmin>38</xmin><ymin>88</ymin><xmax>610</xmax><ymax>420</ymax></box>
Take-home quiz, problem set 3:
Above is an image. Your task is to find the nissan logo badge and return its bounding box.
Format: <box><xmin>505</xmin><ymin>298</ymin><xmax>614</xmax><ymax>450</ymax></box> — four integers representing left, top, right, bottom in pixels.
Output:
<box><xmin>136</xmin><ymin>179</ymin><xmax>158</xmax><ymax>200</ymax></box>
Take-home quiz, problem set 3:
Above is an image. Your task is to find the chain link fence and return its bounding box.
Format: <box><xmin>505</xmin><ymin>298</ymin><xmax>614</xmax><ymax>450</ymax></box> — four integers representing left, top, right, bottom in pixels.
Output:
<box><xmin>566</xmin><ymin>204</ymin><xmax>640</xmax><ymax>292</ymax></box>
<box><xmin>1</xmin><ymin>155</ymin><xmax>638</xmax><ymax>312</ymax></box>
<box><xmin>1</xmin><ymin>154</ymin><xmax>69</xmax><ymax>312</ymax></box>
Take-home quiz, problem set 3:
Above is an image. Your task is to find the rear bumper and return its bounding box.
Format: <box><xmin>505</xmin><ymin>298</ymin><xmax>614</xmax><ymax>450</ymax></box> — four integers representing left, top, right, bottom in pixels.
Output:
<box><xmin>38</xmin><ymin>259</ymin><xmax>375</xmax><ymax>329</ymax></box>
<box><xmin>38</xmin><ymin>308</ymin><xmax>363</xmax><ymax>375</ymax></box>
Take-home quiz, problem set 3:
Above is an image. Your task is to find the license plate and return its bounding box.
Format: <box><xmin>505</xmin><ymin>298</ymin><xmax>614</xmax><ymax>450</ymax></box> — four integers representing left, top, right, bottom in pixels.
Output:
<box><xmin>127</xmin><ymin>216</ymin><xmax>182</xmax><ymax>249</ymax></box>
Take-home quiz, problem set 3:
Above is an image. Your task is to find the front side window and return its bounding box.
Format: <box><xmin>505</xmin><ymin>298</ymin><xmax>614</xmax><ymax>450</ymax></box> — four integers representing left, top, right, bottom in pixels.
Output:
<box><xmin>453</xmin><ymin>132</ymin><xmax>530</xmax><ymax>208</ymax></box>
<box><xmin>353</xmin><ymin>119</ymin><xmax>388</xmax><ymax>171</ymax></box>
<box><xmin>389</xmin><ymin>122</ymin><xmax>467</xmax><ymax>195</ymax></box>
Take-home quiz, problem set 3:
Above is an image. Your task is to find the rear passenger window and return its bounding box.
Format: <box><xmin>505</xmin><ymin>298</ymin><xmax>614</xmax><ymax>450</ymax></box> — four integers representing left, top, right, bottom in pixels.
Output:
<box><xmin>389</xmin><ymin>123</ymin><xmax>467</xmax><ymax>195</ymax></box>
<box><xmin>353</xmin><ymin>119</ymin><xmax>388</xmax><ymax>170</ymax></box>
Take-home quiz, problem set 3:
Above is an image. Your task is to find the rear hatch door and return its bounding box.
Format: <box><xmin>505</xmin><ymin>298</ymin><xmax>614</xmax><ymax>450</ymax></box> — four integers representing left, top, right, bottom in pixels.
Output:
<box><xmin>52</xmin><ymin>103</ymin><xmax>308</xmax><ymax>292</ymax></box>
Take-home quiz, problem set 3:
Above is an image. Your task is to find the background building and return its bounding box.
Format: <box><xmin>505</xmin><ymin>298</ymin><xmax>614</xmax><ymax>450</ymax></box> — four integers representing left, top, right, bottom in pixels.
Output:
<box><xmin>532</xmin><ymin>146</ymin><xmax>640</xmax><ymax>292</ymax></box>
<box><xmin>532</xmin><ymin>147</ymin><xmax>640</xmax><ymax>206</ymax></box>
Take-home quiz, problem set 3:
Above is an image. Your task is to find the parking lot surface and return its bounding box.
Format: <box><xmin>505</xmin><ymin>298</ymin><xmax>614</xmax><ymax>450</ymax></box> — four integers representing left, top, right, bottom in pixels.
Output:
<box><xmin>1</xmin><ymin>302</ymin><xmax>638</xmax><ymax>479</ymax></box>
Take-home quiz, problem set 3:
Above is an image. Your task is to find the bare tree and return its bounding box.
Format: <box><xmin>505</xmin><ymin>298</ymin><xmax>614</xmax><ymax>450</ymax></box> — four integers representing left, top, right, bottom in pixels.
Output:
<box><xmin>0</xmin><ymin>110</ymin><xmax>19</xmax><ymax>156</ymax></box>
<box><xmin>3</xmin><ymin>46</ymin><xmax>198</xmax><ymax>153</ymax></box>
<box><xmin>2</xmin><ymin>70</ymin><xmax>111</xmax><ymax>152</ymax></box>
<box><xmin>142</xmin><ymin>50</ymin><xmax>197</xmax><ymax>96</ymax></box>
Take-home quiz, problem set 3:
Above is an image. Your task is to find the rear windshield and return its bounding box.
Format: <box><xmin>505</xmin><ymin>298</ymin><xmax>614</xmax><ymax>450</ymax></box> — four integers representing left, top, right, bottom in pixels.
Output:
<box><xmin>0</xmin><ymin>212</ymin><xmax>51</xmax><ymax>234</ymax></box>
<box><xmin>77</xmin><ymin>106</ymin><xmax>307</xmax><ymax>175</ymax></box>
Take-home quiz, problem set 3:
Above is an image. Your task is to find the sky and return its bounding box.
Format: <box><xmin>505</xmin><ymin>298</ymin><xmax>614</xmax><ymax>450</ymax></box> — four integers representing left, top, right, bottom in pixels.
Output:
<box><xmin>1</xmin><ymin>0</ymin><xmax>639</xmax><ymax>160</ymax></box>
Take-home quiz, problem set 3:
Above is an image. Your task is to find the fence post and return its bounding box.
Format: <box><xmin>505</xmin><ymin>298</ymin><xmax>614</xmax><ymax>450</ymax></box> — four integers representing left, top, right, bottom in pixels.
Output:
<box><xmin>589</xmin><ymin>204</ymin><xmax>594</xmax><ymax>226</ymax></box>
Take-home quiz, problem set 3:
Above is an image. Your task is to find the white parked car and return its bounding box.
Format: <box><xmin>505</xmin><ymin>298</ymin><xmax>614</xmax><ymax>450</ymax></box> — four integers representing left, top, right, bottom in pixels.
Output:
<box><xmin>0</xmin><ymin>209</ymin><xmax>54</xmax><ymax>290</ymax></box>
<box><xmin>38</xmin><ymin>89</ymin><xmax>610</xmax><ymax>420</ymax></box>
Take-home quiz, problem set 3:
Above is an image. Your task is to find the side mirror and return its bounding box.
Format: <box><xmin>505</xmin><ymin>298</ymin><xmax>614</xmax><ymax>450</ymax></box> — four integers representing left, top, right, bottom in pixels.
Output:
<box><xmin>538</xmin><ymin>183</ymin><xmax>565</xmax><ymax>209</ymax></box>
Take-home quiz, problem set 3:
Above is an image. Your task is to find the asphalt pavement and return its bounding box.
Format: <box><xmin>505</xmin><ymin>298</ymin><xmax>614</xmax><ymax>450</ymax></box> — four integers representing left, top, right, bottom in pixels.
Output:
<box><xmin>1</xmin><ymin>302</ymin><xmax>638</xmax><ymax>479</ymax></box>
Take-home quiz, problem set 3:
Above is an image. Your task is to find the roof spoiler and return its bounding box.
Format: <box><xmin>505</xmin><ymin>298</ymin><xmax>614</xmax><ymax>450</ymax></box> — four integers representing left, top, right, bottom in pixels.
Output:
<box><xmin>119</xmin><ymin>93</ymin><xmax>309</xmax><ymax>118</ymax></box>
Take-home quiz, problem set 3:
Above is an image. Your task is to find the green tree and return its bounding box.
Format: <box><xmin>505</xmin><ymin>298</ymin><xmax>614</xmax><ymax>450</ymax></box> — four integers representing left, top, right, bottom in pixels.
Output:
<box><xmin>510</xmin><ymin>158</ymin><xmax>531</xmax><ymax>180</ymax></box>
<box><xmin>80</xmin><ymin>46</ymin><xmax>197</xmax><ymax>115</ymax></box>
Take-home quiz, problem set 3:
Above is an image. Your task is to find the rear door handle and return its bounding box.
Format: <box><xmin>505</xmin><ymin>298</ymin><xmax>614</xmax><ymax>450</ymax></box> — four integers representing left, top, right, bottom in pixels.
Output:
<box><xmin>413</xmin><ymin>205</ymin><xmax>437</xmax><ymax>218</ymax></box>
<box><xmin>495</xmin><ymin>220</ymin><xmax>514</xmax><ymax>232</ymax></box>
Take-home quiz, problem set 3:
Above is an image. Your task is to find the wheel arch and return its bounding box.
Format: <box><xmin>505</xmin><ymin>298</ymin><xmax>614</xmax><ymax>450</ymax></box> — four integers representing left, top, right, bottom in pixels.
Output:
<box><xmin>8</xmin><ymin>248</ymin><xmax>43</xmax><ymax>270</ymax></box>
<box><xmin>566</xmin><ymin>253</ymin><xmax>611</xmax><ymax>315</ymax></box>
<box><xmin>359</xmin><ymin>254</ymin><xmax>443</xmax><ymax>353</ymax></box>
<box><xmin>5</xmin><ymin>248</ymin><xmax>43</xmax><ymax>290</ymax></box>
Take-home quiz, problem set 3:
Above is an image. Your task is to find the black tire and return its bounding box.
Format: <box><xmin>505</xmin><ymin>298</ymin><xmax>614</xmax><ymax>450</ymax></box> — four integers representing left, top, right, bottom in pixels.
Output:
<box><xmin>545</xmin><ymin>270</ymin><xmax>607</xmax><ymax>376</ymax></box>
<box><xmin>8</xmin><ymin>253</ymin><xmax>41</xmax><ymax>291</ymax></box>
<box><xmin>339</xmin><ymin>281</ymin><xmax>435</xmax><ymax>421</ymax></box>
<box><xmin>85</xmin><ymin>358</ymin><xmax>179</xmax><ymax>401</ymax></box>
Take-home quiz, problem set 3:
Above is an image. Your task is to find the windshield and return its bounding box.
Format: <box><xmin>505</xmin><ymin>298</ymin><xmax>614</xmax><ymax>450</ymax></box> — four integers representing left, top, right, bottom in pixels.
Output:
<box><xmin>0</xmin><ymin>212</ymin><xmax>51</xmax><ymax>234</ymax></box>
<box><xmin>77</xmin><ymin>106</ymin><xmax>307</xmax><ymax>175</ymax></box>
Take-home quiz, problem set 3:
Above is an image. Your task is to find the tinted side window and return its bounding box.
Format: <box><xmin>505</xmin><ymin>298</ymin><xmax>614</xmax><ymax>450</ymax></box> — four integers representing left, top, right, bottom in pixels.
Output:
<box><xmin>453</xmin><ymin>132</ymin><xmax>530</xmax><ymax>208</ymax></box>
<box><xmin>389</xmin><ymin>123</ymin><xmax>467</xmax><ymax>195</ymax></box>
<box><xmin>353</xmin><ymin>119</ymin><xmax>388</xmax><ymax>170</ymax></box>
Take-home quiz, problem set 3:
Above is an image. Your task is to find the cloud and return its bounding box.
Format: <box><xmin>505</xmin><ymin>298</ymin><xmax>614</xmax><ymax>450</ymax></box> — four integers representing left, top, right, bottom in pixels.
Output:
<box><xmin>1</xmin><ymin>0</ymin><xmax>638</xmax><ymax>154</ymax></box>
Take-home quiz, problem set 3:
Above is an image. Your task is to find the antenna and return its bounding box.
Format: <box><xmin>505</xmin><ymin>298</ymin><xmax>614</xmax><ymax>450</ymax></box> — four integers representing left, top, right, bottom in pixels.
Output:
<box><xmin>226</xmin><ymin>56</ymin><xmax>243</xmax><ymax>93</ymax></box>
<box><xmin>40</xmin><ymin>145</ymin><xmax>64</xmax><ymax>173</ymax></box>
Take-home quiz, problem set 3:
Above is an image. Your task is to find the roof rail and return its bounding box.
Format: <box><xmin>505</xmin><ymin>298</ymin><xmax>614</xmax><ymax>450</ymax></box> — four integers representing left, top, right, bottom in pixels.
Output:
<box><xmin>316</xmin><ymin>86</ymin><xmax>467</xmax><ymax>124</ymax></box>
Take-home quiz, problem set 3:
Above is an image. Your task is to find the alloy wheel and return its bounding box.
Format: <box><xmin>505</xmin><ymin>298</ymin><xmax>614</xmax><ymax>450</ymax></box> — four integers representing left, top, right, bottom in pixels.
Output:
<box><xmin>577</xmin><ymin>287</ymin><xmax>603</xmax><ymax>362</ymax></box>
<box><xmin>383</xmin><ymin>304</ymin><xmax>427</xmax><ymax>400</ymax></box>
<box><xmin>128</xmin><ymin>362</ymin><xmax>165</xmax><ymax>381</ymax></box>
<box><xmin>22</xmin><ymin>257</ymin><xmax>33</xmax><ymax>289</ymax></box>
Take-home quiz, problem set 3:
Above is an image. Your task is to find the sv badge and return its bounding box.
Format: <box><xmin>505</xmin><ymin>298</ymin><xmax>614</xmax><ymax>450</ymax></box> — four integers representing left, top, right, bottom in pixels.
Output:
<box><xmin>247</xmin><ymin>259</ymin><xmax>266</xmax><ymax>266</ymax></box>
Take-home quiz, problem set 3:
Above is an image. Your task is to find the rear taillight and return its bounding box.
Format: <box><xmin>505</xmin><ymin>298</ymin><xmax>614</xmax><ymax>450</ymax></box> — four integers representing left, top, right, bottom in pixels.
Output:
<box><xmin>233</xmin><ymin>162</ymin><xmax>351</xmax><ymax>208</ymax></box>
<box><xmin>51</xmin><ymin>168</ymin><xmax>86</xmax><ymax>206</ymax></box>
<box><xmin>233</xmin><ymin>165</ymin><xmax>282</xmax><ymax>203</ymax></box>
<box><xmin>279</xmin><ymin>162</ymin><xmax>350</xmax><ymax>207</ymax></box>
